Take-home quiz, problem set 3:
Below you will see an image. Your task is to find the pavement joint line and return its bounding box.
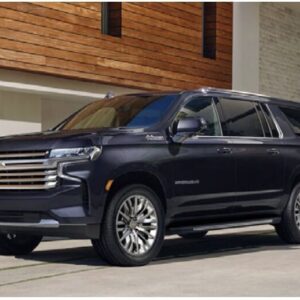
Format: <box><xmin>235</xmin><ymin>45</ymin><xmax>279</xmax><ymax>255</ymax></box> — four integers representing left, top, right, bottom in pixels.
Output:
<box><xmin>0</xmin><ymin>229</ymin><xmax>281</xmax><ymax>287</ymax></box>
<box><xmin>0</xmin><ymin>230</ymin><xmax>276</xmax><ymax>272</ymax></box>
<box><xmin>0</xmin><ymin>255</ymin><xmax>96</xmax><ymax>272</ymax></box>
<box><xmin>0</xmin><ymin>265</ymin><xmax>109</xmax><ymax>288</ymax></box>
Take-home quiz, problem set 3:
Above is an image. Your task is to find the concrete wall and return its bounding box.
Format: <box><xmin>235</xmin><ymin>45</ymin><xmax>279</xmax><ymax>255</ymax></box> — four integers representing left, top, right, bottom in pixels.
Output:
<box><xmin>233</xmin><ymin>3</ymin><xmax>260</xmax><ymax>93</ymax></box>
<box><xmin>260</xmin><ymin>3</ymin><xmax>300</xmax><ymax>101</ymax></box>
<box><xmin>0</xmin><ymin>69</ymin><xmax>143</xmax><ymax>136</ymax></box>
<box><xmin>41</xmin><ymin>98</ymin><xmax>90</xmax><ymax>131</ymax></box>
<box><xmin>0</xmin><ymin>90</ymin><xmax>41</xmax><ymax>136</ymax></box>
<box><xmin>233</xmin><ymin>3</ymin><xmax>300</xmax><ymax>101</ymax></box>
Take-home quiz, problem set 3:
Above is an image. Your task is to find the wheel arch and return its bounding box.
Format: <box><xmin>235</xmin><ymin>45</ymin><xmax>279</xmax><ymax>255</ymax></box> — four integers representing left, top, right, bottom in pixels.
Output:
<box><xmin>105</xmin><ymin>169</ymin><xmax>168</xmax><ymax>213</ymax></box>
<box><xmin>288</xmin><ymin>166</ymin><xmax>300</xmax><ymax>192</ymax></box>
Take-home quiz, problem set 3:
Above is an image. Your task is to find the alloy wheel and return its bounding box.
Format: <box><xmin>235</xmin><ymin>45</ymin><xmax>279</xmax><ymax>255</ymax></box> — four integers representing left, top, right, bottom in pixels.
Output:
<box><xmin>116</xmin><ymin>194</ymin><xmax>158</xmax><ymax>256</ymax></box>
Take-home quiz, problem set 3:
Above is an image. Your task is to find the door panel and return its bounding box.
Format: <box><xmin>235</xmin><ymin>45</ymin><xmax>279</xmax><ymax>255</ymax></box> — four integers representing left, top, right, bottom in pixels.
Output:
<box><xmin>169</xmin><ymin>137</ymin><xmax>236</xmax><ymax>224</ymax></box>
<box><xmin>168</xmin><ymin>96</ymin><xmax>236</xmax><ymax>225</ymax></box>
<box><xmin>230</xmin><ymin>138</ymin><xmax>284</xmax><ymax>213</ymax></box>
<box><xmin>217</xmin><ymin>97</ymin><xmax>285</xmax><ymax>215</ymax></box>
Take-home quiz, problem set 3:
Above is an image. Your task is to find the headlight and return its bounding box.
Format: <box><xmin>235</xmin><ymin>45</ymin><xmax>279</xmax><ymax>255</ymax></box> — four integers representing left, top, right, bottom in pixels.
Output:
<box><xmin>50</xmin><ymin>146</ymin><xmax>102</xmax><ymax>161</ymax></box>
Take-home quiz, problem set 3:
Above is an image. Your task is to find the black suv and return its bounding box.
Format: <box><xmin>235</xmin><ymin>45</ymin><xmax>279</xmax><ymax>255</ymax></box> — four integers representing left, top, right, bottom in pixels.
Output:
<box><xmin>0</xmin><ymin>87</ymin><xmax>300</xmax><ymax>266</ymax></box>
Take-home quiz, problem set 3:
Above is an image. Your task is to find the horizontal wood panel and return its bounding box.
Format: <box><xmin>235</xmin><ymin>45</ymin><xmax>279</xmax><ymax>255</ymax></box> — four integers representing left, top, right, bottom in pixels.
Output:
<box><xmin>0</xmin><ymin>32</ymin><xmax>229</xmax><ymax>86</ymax></box>
<box><xmin>138</xmin><ymin>2</ymin><xmax>201</xmax><ymax>23</ymax></box>
<box><xmin>35</xmin><ymin>2</ymin><xmax>100</xmax><ymax>20</ymax></box>
<box><xmin>0</xmin><ymin>15</ymin><xmax>231</xmax><ymax>74</ymax></box>
<box><xmin>0</xmin><ymin>4</ymin><xmax>231</xmax><ymax>67</ymax></box>
<box><xmin>124</xmin><ymin>3</ymin><xmax>202</xmax><ymax>31</ymax></box>
<box><xmin>0</xmin><ymin>3</ymin><xmax>232</xmax><ymax>57</ymax></box>
<box><xmin>0</xmin><ymin>2</ymin><xmax>232</xmax><ymax>91</ymax></box>
<box><xmin>73</xmin><ymin>2</ymin><xmax>100</xmax><ymax>12</ymax></box>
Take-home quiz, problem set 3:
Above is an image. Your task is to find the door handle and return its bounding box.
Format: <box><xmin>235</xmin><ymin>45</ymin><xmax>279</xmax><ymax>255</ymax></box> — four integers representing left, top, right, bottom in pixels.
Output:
<box><xmin>217</xmin><ymin>147</ymin><xmax>232</xmax><ymax>154</ymax></box>
<box><xmin>267</xmin><ymin>148</ymin><xmax>280</xmax><ymax>155</ymax></box>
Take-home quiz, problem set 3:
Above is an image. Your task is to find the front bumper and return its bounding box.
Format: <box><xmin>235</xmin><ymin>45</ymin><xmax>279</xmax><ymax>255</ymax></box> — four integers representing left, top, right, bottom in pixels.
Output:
<box><xmin>0</xmin><ymin>159</ymin><xmax>105</xmax><ymax>239</ymax></box>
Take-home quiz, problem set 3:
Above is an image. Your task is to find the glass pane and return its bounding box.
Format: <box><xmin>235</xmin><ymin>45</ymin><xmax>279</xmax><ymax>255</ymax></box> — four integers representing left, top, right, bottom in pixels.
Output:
<box><xmin>220</xmin><ymin>98</ymin><xmax>264</xmax><ymax>137</ymax></box>
<box><xmin>256</xmin><ymin>104</ymin><xmax>271</xmax><ymax>137</ymax></box>
<box><xmin>61</xmin><ymin>94</ymin><xmax>177</xmax><ymax>130</ymax></box>
<box><xmin>280</xmin><ymin>106</ymin><xmax>300</xmax><ymax>135</ymax></box>
<box><xmin>175</xmin><ymin>97</ymin><xmax>222</xmax><ymax>136</ymax></box>
<box><xmin>260</xmin><ymin>104</ymin><xmax>279</xmax><ymax>137</ymax></box>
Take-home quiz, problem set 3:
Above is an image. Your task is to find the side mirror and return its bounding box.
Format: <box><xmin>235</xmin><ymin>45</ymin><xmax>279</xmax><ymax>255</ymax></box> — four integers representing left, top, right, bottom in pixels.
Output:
<box><xmin>172</xmin><ymin>117</ymin><xmax>207</xmax><ymax>143</ymax></box>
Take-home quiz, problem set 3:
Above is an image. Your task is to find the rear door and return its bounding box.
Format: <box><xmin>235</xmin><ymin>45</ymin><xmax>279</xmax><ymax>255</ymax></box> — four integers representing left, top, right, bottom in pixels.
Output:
<box><xmin>216</xmin><ymin>97</ymin><xmax>285</xmax><ymax>215</ymax></box>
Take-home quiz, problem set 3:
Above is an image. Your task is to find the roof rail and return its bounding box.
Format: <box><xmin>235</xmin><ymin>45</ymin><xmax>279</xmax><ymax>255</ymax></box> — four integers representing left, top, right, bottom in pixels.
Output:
<box><xmin>197</xmin><ymin>87</ymin><xmax>270</xmax><ymax>99</ymax></box>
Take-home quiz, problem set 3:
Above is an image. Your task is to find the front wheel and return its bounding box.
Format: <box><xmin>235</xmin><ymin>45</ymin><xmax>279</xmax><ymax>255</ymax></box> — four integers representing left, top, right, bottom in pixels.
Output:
<box><xmin>92</xmin><ymin>184</ymin><xmax>165</xmax><ymax>266</ymax></box>
<box><xmin>275</xmin><ymin>183</ymin><xmax>300</xmax><ymax>244</ymax></box>
<box><xmin>0</xmin><ymin>233</ymin><xmax>42</xmax><ymax>255</ymax></box>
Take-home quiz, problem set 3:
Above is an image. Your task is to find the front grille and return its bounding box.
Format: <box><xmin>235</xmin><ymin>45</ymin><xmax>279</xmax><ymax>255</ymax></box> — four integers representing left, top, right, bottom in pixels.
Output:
<box><xmin>0</xmin><ymin>151</ymin><xmax>58</xmax><ymax>190</ymax></box>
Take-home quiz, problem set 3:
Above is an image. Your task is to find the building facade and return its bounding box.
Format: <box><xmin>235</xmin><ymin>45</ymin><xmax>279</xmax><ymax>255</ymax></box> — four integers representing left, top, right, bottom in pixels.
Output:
<box><xmin>233</xmin><ymin>2</ymin><xmax>300</xmax><ymax>100</ymax></box>
<box><xmin>0</xmin><ymin>2</ymin><xmax>299</xmax><ymax>137</ymax></box>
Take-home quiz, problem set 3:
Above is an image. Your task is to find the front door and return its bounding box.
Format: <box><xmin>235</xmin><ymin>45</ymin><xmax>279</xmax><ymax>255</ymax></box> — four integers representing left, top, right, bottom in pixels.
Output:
<box><xmin>168</xmin><ymin>96</ymin><xmax>236</xmax><ymax>225</ymax></box>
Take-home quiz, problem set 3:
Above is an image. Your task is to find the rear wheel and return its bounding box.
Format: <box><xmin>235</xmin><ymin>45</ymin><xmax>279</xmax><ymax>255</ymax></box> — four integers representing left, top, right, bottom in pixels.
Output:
<box><xmin>179</xmin><ymin>231</ymin><xmax>208</xmax><ymax>239</ymax></box>
<box><xmin>276</xmin><ymin>183</ymin><xmax>300</xmax><ymax>244</ymax></box>
<box><xmin>92</xmin><ymin>184</ymin><xmax>165</xmax><ymax>266</ymax></box>
<box><xmin>0</xmin><ymin>233</ymin><xmax>42</xmax><ymax>255</ymax></box>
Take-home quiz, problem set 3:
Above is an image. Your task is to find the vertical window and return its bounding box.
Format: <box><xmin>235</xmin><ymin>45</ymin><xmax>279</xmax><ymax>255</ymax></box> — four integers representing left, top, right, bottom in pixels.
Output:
<box><xmin>279</xmin><ymin>106</ymin><xmax>300</xmax><ymax>136</ymax></box>
<box><xmin>203</xmin><ymin>2</ymin><xmax>216</xmax><ymax>59</ymax></box>
<box><xmin>101</xmin><ymin>2</ymin><xmax>122</xmax><ymax>37</ymax></box>
<box><xmin>261</xmin><ymin>104</ymin><xmax>279</xmax><ymax>137</ymax></box>
<box><xmin>175</xmin><ymin>97</ymin><xmax>222</xmax><ymax>136</ymax></box>
<box><xmin>256</xmin><ymin>104</ymin><xmax>272</xmax><ymax>137</ymax></box>
<box><xmin>219</xmin><ymin>98</ymin><xmax>264</xmax><ymax>137</ymax></box>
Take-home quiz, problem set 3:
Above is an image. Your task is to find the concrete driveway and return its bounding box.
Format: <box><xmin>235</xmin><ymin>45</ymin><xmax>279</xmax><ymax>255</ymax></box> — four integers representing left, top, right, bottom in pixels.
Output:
<box><xmin>0</xmin><ymin>225</ymin><xmax>300</xmax><ymax>296</ymax></box>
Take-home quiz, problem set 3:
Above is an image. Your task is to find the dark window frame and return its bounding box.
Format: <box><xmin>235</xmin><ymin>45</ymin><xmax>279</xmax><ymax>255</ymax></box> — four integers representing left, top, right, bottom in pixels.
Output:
<box><xmin>101</xmin><ymin>2</ymin><xmax>122</xmax><ymax>38</ymax></box>
<box><xmin>202</xmin><ymin>2</ymin><xmax>217</xmax><ymax>59</ymax></box>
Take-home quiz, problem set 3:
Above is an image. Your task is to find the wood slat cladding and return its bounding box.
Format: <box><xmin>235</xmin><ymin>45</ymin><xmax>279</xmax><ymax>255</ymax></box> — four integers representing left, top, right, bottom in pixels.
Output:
<box><xmin>0</xmin><ymin>2</ymin><xmax>232</xmax><ymax>91</ymax></box>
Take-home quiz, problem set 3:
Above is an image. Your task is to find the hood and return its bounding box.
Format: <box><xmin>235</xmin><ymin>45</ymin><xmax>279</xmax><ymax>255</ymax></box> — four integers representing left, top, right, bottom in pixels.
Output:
<box><xmin>0</xmin><ymin>127</ymin><xmax>165</xmax><ymax>152</ymax></box>
<box><xmin>0</xmin><ymin>129</ymin><xmax>103</xmax><ymax>152</ymax></box>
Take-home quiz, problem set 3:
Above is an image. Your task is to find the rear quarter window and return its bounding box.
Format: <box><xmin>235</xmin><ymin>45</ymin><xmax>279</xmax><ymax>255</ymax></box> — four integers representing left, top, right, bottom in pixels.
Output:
<box><xmin>279</xmin><ymin>106</ymin><xmax>300</xmax><ymax>135</ymax></box>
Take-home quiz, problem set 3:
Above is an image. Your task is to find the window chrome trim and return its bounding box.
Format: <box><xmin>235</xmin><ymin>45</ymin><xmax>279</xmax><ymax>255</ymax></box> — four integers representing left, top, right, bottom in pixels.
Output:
<box><xmin>189</xmin><ymin>102</ymin><xmax>283</xmax><ymax>141</ymax></box>
<box><xmin>265</xmin><ymin>104</ymin><xmax>284</xmax><ymax>139</ymax></box>
<box><xmin>171</xmin><ymin>94</ymin><xmax>283</xmax><ymax>142</ymax></box>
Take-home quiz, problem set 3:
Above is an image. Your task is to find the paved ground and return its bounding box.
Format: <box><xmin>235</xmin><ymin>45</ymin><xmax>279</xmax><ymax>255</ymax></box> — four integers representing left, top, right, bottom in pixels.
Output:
<box><xmin>0</xmin><ymin>225</ymin><xmax>300</xmax><ymax>296</ymax></box>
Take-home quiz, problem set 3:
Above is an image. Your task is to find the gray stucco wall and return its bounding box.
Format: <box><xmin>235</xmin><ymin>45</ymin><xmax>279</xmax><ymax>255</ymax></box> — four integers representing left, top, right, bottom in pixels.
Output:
<box><xmin>259</xmin><ymin>3</ymin><xmax>300</xmax><ymax>101</ymax></box>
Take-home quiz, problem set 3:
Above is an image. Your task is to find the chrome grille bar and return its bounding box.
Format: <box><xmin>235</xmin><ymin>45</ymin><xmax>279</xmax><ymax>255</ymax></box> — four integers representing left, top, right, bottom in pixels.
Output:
<box><xmin>0</xmin><ymin>175</ymin><xmax>57</xmax><ymax>183</ymax></box>
<box><xmin>0</xmin><ymin>151</ymin><xmax>58</xmax><ymax>190</ymax></box>
<box><xmin>0</xmin><ymin>182</ymin><xmax>57</xmax><ymax>190</ymax></box>
<box><xmin>0</xmin><ymin>170</ymin><xmax>56</xmax><ymax>177</ymax></box>
<box><xmin>0</xmin><ymin>151</ymin><xmax>48</xmax><ymax>159</ymax></box>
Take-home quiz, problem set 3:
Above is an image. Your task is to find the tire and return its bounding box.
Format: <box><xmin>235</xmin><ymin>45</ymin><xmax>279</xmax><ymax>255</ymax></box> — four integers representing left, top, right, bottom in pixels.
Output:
<box><xmin>179</xmin><ymin>231</ymin><xmax>208</xmax><ymax>239</ymax></box>
<box><xmin>92</xmin><ymin>184</ymin><xmax>165</xmax><ymax>266</ymax></box>
<box><xmin>0</xmin><ymin>233</ymin><xmax>42</xmax><ymax>255</ymax></box>
<box><xmin>275</xmin><ymin>183</ymin><xmax>300</xmax><ymax>244</ymax></box>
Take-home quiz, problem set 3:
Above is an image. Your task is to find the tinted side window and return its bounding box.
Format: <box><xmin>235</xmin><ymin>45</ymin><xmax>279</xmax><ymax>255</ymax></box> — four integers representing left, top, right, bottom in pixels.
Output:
<box><xmin>279</xmin><ymin>106</ymin><xmax>300</xmax><ymax>135</ymax></box>
<box><xmin>175</xmin><ymin>97</ymin><xmax>222</xmax><ymax>136</ymax></box>
<box><xmin>261</xmin><ymin>104</ymin><xmax>279</xmax><ymax>137</ymax></box>
<box><xmin>219</xmin><ymin>98</ymin><xmax>264</xmax><ymax>137</ymax></box>
<box><xmin>256</xmin><ymin>104</ymin><xmax>271</xmax><ymax>137</ymax></box>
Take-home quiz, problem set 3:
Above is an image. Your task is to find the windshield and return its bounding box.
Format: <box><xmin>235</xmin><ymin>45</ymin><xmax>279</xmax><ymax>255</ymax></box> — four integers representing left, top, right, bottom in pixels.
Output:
<box><xmin>59</xmin><ymin>94</ymin><xmax>178</xmax><ymax>130</ymax></box>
